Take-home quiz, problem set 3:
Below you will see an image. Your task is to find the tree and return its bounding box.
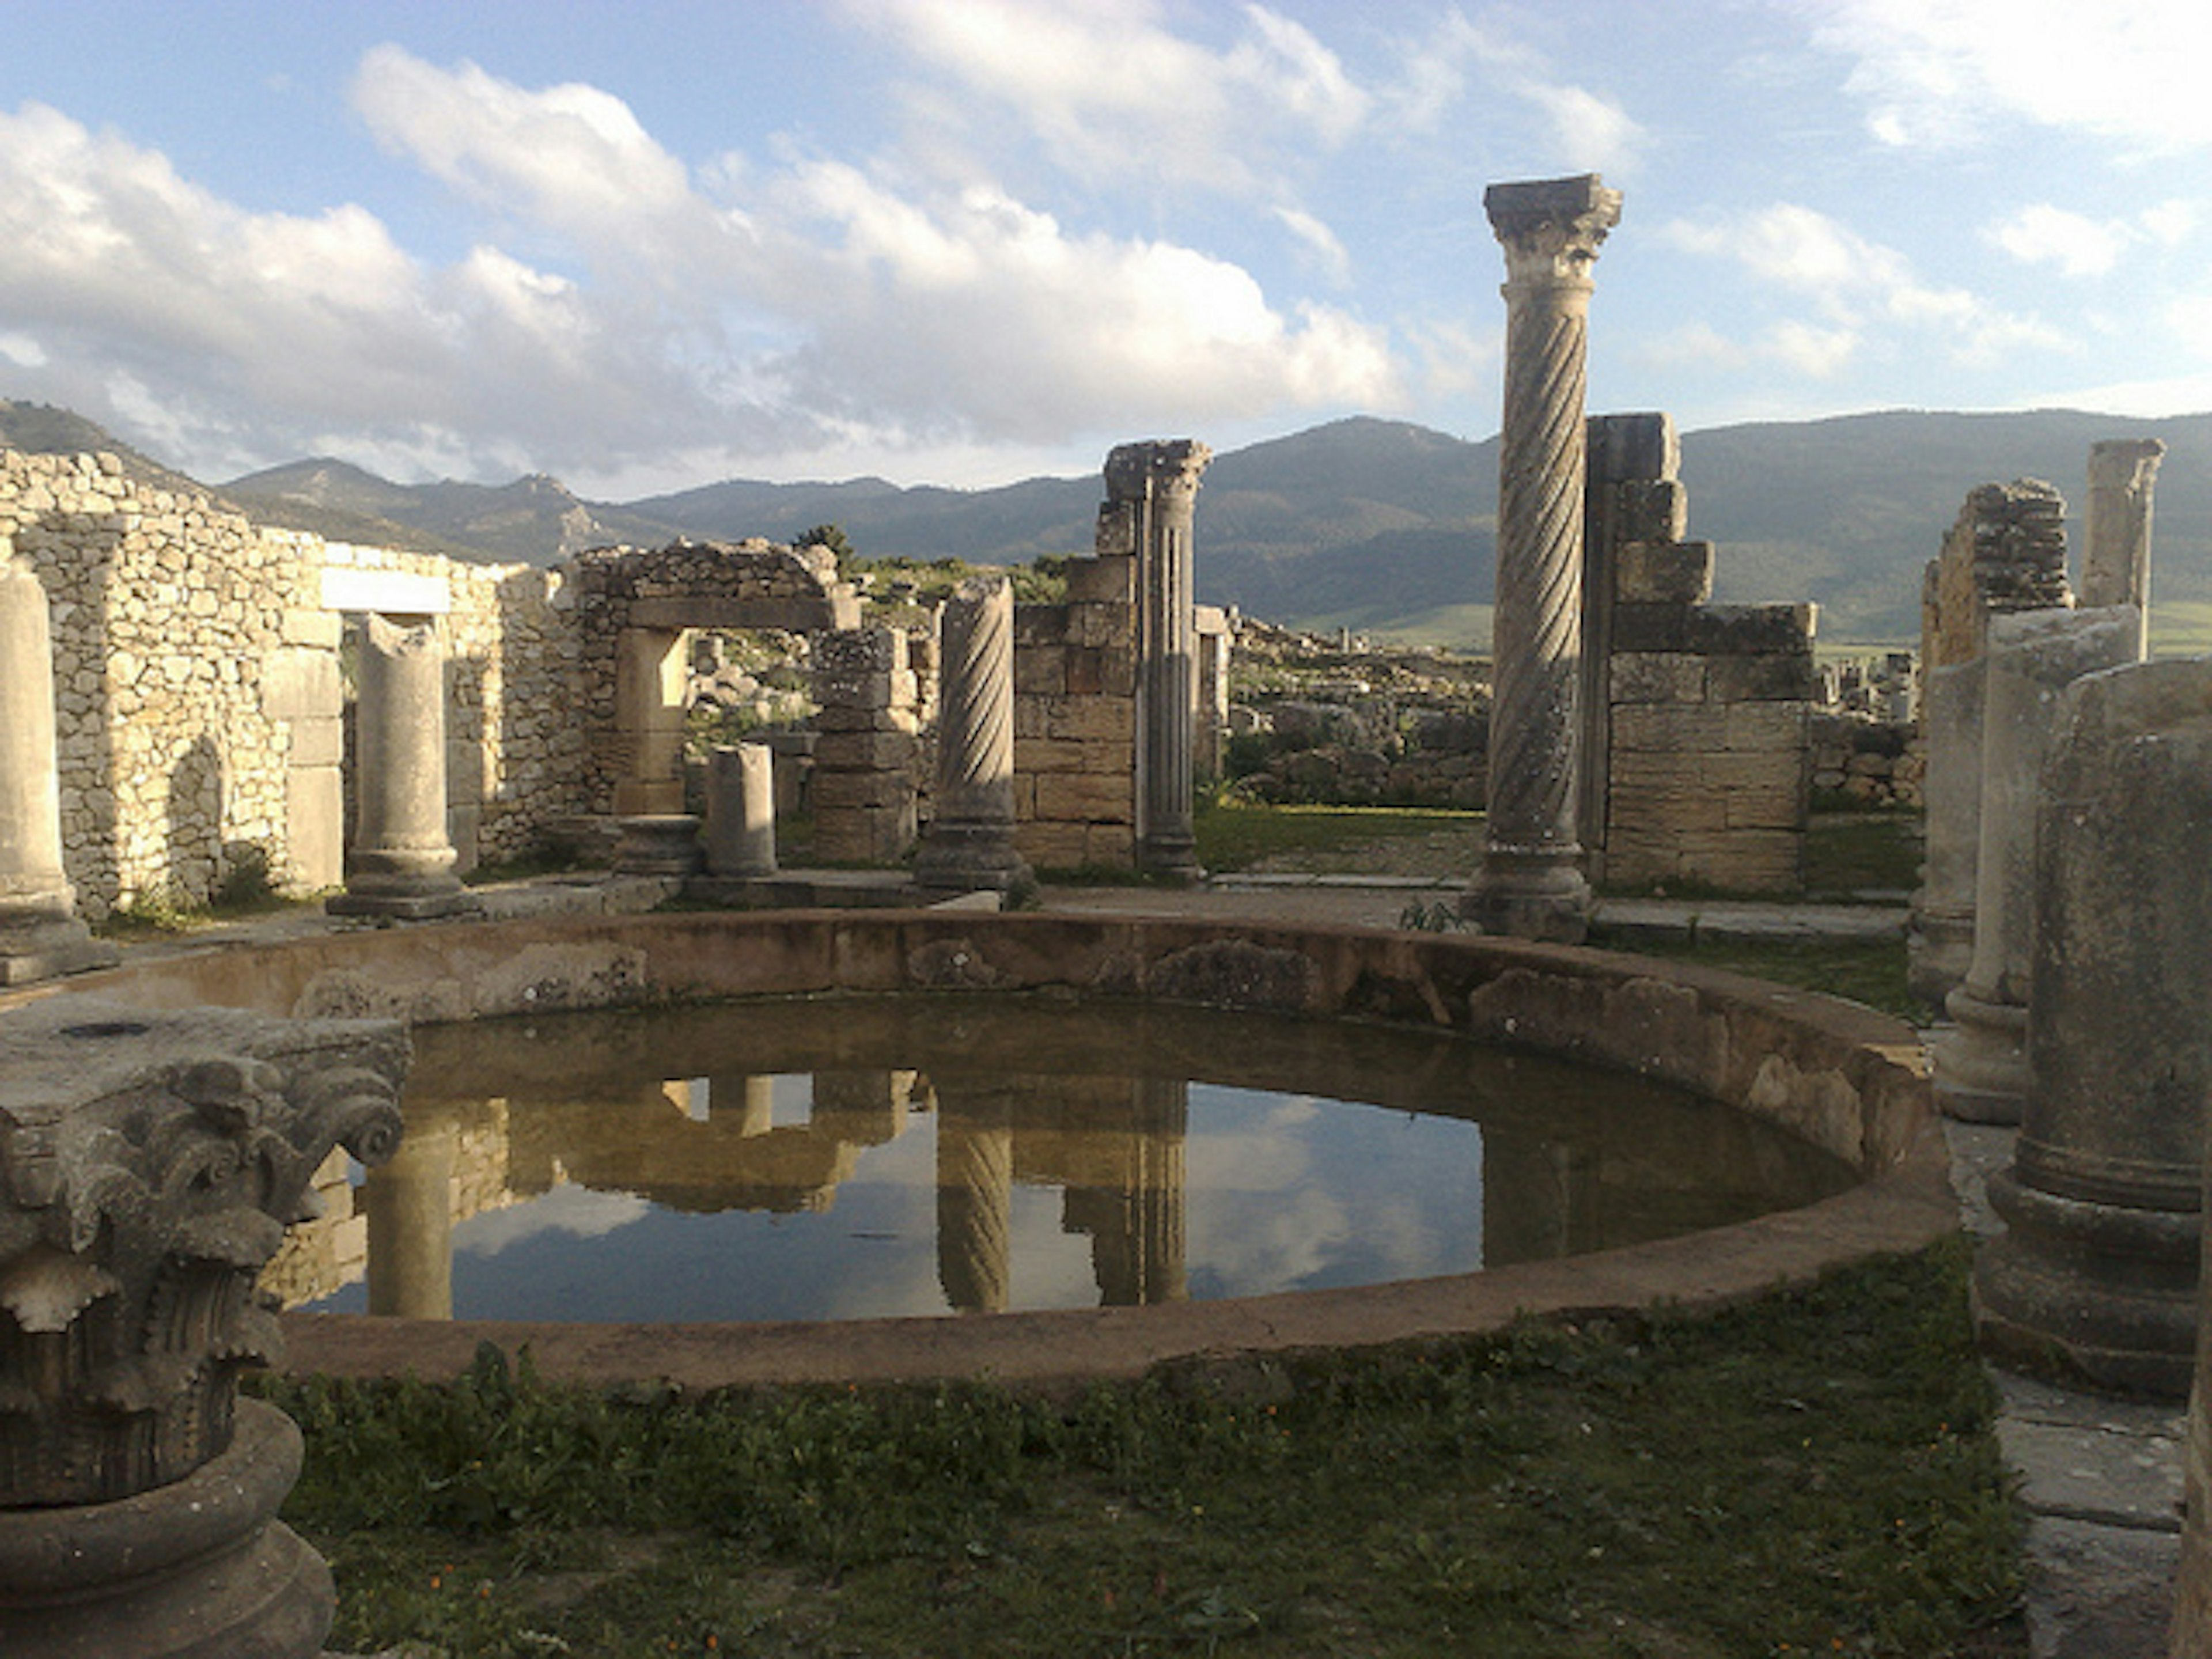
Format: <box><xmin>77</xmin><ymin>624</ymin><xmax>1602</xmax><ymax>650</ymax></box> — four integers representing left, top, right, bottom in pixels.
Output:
<box><xmin>796</xmin><ymin>523</ymin><xmax>855</xmax><ymax>578</ymax></box>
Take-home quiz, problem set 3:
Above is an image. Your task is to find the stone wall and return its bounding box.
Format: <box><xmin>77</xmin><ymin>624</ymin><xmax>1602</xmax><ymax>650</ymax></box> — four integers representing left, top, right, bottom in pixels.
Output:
<box><xmin>1013</xmin><ymin>552</ymin><xmax>1139</xmax><ymax>870</ymax></box>
<box><xmin>1809</xmin><ymin>714</ymin><xmax>1923</xmax><ymax>810</ymax></box>
<box><xmin>1584</xmin><ymin>415</ymin><xmax>1817</xmax><ymax>895</ymax></box>
<box><xmin>0</xmin><ymin>445</ymin><xmax>590</xmax><ymax>916</ymax></box>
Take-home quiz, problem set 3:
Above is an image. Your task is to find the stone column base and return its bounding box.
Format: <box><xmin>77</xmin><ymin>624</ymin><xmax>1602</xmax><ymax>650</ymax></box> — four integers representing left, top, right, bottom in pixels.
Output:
<box><xmin>0</xmin><ymin>1399</ymin><xmax>335</xmax><ymax>1658</ymax></box>
<box><xmin>612</xmin><ymin>814</ymin><xmax>704</xmax><ymax>877</ymax></box>
<box><xmin>1976</xmin><ymin>1170</ymin><xmax>2199</xmax><ymax>1397</ymax></box>
<box><xmin>1906</xmin><ymin>911</ymin><xmax>1974</xmax><ymax>1008</ymax></box>
<box><xmin>916</xmin><ymin>820</ymin><xmax>1032</xmax><ymax>895</ymax></box>
<box><xmin>1462</xmin><ymin>851</ymin><xmax>1591</xmax><ymax>944</ymax></box>
<box><xmin>0</xmin><ymin>916</ymin><xmax>119</xmax><ymax>984</ymax></box>
<box><xmin>1136</xmin><ymin>832</ymin><xmax>1204</xmax><ymax>885</ymax></box>
<box><xmin>1933</xmin><ymin>984</ymin><xmax>2028</xmax><ymax>1123</ymax></box>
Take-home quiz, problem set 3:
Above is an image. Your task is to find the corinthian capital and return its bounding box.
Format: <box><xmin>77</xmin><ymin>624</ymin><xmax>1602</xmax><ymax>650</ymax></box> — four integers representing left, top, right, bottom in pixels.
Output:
<box><xmin>1105</xmin><ymin>438</ymin><xmax>1214</xmax><ymax>506</ymax></box>
<box><xmin>1485</xmin><ymin>174</ymin><xmax>1622</xmax><ymax>288</ymax></box>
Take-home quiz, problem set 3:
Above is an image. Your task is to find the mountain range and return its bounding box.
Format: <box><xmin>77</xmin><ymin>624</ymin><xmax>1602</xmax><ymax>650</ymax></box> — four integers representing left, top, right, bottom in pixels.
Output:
<box><xmin>5</xmin><ymin>399</ymin><xmax>2206</xmax><ymax>646</ymax></box>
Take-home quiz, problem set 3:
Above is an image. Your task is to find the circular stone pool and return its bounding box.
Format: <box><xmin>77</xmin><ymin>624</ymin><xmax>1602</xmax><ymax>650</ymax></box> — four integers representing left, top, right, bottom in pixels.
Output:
<box><xmin>1</xmin><ymin>908</ymin><xmax>1948</xmax><ymax>1391</ymax></box>
<box><xmin>270</xmin><ymin>993</ymin><xmax>1857</xmax><ymax>1324</ymax></box>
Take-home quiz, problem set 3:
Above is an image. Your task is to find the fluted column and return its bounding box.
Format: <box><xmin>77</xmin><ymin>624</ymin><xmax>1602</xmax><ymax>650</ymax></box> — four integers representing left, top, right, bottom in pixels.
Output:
<box><xmin>1112</xmin><ymin>440</ymin><xmax>1212</xmax><ymax>882</ymax></box>
<box><xmin>329</xmin><ymin>612</ymin><xmax>475</xmax><ymax>919</ymax></box>
<box><xmin>0</xmin><ymin>549</ymin><xmax>114</xmax><ymax>983</ymax></box>
<box><xmin>916</xmin><ymin>575</ymin><xmax>1029</xmax><ymax>893</ymax></box>
<box><xmin>2084</xmin><ymin>438</ymin><xmax>2165</xmax><ymax>661</ymax></box>
<box><xmin>1464</xmin><ymin>174</ymin><xmax>1620</xmax><ymax>942</ymax></box>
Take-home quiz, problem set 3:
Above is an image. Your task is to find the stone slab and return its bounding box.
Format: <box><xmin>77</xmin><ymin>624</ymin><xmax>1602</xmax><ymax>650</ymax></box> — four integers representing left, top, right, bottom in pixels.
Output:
<box><xmin>320</xmin><ymin>567</ymin><xmax>448</xmax><ymax>616</ymax></box>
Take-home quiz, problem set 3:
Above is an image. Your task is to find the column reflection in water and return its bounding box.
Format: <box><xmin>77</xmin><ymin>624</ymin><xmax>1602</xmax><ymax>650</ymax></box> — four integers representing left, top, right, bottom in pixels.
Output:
<box><xmin>365</xmin><ymin>1114</ymin><xmax>458</xmax><ymax>1319</ymax></box>
<box><xmin>934</xmin><ymin>1079</ymin><xmax>1016</xmax><ymax>1314</ymax></box>
<box><xmin>1063</xmin><ymin>1077</ymin><xmax>1189</xmax><ymax>1308</ymax></box>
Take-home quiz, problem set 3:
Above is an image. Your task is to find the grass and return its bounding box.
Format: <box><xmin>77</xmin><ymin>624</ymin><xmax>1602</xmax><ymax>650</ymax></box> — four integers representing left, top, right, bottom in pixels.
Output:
<box><xmin>1804</xmin><ymin>812</ymin><xmax>1921</xmax><ymax>900</ymax></box>
<box><xmin>259</xmin><ymin>1240</ymin><xmax>2020</xmax><ymax>1658</ymax></box>
<box><xmin>1195</xmin><ymin>797</ymin><xmax>1476</xmax><ymax>873</ymax></box>
<box><xmin>1630</xmin><ymin>936</ymin><xmax>1920</xmax><ymax>1024</ymax></box>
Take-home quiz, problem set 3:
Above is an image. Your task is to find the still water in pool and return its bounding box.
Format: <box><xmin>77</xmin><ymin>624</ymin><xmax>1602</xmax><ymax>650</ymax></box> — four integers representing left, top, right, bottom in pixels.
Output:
<box><xmin>268</xmin><ymin>994</ymin><xmax>1854</xmax><ymax>1323</ymax></box>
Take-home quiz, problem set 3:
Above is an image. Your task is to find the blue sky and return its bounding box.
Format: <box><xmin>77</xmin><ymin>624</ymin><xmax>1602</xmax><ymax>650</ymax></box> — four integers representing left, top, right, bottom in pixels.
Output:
<box><xmin>1</xmin><ymin>0</ymin><xmax>2206</xmax><ymax>497</ymax></box>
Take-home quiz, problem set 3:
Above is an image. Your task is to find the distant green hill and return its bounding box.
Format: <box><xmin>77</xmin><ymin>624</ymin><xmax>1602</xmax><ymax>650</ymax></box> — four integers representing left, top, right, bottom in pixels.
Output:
<box><xmin>9</xmin><ymin>398</ymin><xmax>2208</xmax><ymax>648</ymax></box>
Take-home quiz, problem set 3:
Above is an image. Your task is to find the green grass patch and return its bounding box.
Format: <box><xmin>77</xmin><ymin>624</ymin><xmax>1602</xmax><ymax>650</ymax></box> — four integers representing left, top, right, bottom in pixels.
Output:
<box><xmin>1630</xmin><ymin>935</ymin><xmax>1919</xmax><ymax>1025</ymax></box>
<box><xmin>1805</xmin><ymin>812</ymin><xmax>1922</xmax><ymax>899</ymax></box>
<box><xmin>1195</xmin><ymin>798</ymin><xmax>1477</xmax><ymax>873</ymax></box>
<box><xmin>259</xmin><ymin>1241</ymin><xmax>2020</xmax><ymax>1657</ymax></box>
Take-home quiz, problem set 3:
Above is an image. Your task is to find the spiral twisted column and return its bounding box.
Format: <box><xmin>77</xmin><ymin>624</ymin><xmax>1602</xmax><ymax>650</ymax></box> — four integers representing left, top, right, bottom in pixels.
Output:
<box><xmin>935</xmin><ymin>1081</ymin><xmax>1015</xmax><ymax>1314</ymax></box>
<box><xmin>1464</xmin><ymin>175</ymin><xmax>1619</xmax><ymax>942</ymax></box>
<box><xmin>916</xmin><ymin>574</ymin><xmax>1029</xmax><ymax>893</ymax></box>
<box><xmin>1113</xmin><ymin>440</ymin><xmax>1212</xmax><ymax>883</ymax></box>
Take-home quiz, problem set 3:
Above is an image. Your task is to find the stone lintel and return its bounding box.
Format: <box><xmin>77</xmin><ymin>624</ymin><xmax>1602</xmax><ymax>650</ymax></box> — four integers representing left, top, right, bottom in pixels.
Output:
<box><xmin>319</xmin><ymin>567</ymin><xmax>449</xmax><ymax>616</ymax></box>
<box><xmin>630</xmin><ymin>595</ymin><xmax>850</xmax><ymax>632</ymax></box>
<box><xmin>2088</xmin><ymin>437</ymin><xmax>2166</xmax><ymax>489</ymax></box>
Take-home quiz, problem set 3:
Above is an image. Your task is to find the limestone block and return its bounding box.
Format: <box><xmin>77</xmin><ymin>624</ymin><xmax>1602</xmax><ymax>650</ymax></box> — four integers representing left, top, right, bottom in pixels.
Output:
<box><xmin>1014</xmin><ymin>643</ymin><xmax>1067</xmax><ymax>696</ymax></box>
<box><xmin>1706</xmin><ymin>652</ymin><xmax>1818</xmax><ymax>703</ymax></box>
<box><xmin>1015</xmin><ymin>821</ymin><xmax>1092</xmax><ymax>869</ymax></box>
<box><xmin>1082</xmin><ymin>823</ymin><xmax>1137</xmax><ymax>865</ymax></box>
<box><xmin>1609</xmin><ymin>652</ymin><xmax>1706</xmax><ymax>703</ymax></box>
<box><xmin>1607</xmin><ymin>776</ymin><xmax>1730</xmax><ymax>835</ymax></box>
<box><xmin>1615</xmin><ymin>479</ymin><xmax>1690</xmax><ymax>544</ymax></box>
<box><xmin>1610</xmin><ymin>703</ymin><xmax>1730</xmax><ymax>752</ymax></box>
<box><xmin>1070</xmin><ymin>602</ymin><xmax>1135</xmax><ymax>650</ymax></box>
<box><xmin>1017</xmin><ymin>737</ymin><xmax>1090</xmax><ymax>774</ymax></box>
<box><xmin>812</xmin><ymin>729</ymin><xmax>918</xmax><ymax>772</ymax></box>
<box><xmin>1615</xmin><ymin>540</ymin><xmax>1714</xmax><ymax>606</ymax></box>
<box><xmin>289</xmin><ymin>717</ymin><xmax>344</xmax><ymax>768</ymax></box>
<box><xmin>1614</xmin><ymin>602</ymin><xmax>1817</xmax><ymax>656</ymax></box>
<box><xmin>812</xmin><ymin>770</ymin><xmax>915</xmax><ymax>812</ymax></box>
<box><xmin>1014</xmin><ymin>605</ymin><xmax>1070</xmax><ymax>647</ymax></box>
<box><xmin>1680</xmin><ymin>830</ymin><xmax>1801</xmax><ymax>892</ymax></box>
<box><xmin>1722</xmin><ymin>701</ymin><xmax>1808</xmax><ymax>753</ymax></box>
<box><xmin>1588</xmin><ymin>410</ymin><xmax>1678</xmax><ymax>483</ymax></box>
<box><xmin>1035</xmin><ymin>771</ymin><xmax>1134</xmax><ymax>821</ymax></box>
<box><xmin>1046</xmin><ymin>697</ymin><xmax>1136</xmax><ymax>744</ymax></box>
<box><xmin>1064</xmin><ymin>555</ymin><xmax>1135</xmax><ymax>604</ymax></box>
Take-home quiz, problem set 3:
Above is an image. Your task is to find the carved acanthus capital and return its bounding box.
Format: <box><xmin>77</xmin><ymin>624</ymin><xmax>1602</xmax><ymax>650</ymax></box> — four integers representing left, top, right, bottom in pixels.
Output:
<box><xmin>1104</xmin><ymin>439</ymin><xmax>1214</xmax><ymax>509</ymax></box>
<box><xmin>1485</xmin><ymin>173</ymin><xmax>1622</xmax><ymax>290</ymax></box>
<box><xmin>0</xmin><ymin>1000</ymin><xmax>409</xmax><ymax>1505</ymax></box>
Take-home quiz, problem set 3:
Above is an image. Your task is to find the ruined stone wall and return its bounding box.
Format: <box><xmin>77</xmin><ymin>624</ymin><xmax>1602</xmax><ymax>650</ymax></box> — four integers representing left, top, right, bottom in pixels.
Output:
<box><xmin>563</xmin><ymin>540</ymin><xmax>858</xmax><ymax>821</ymax></box>
<box><xmin>0</xmin><ymin>445</ymin><xmax>597</xmax><ymax>916</ymax></box>
<box><xmin>1012</xmin><ymin>553</ymin><xmax>1139</xmax><ymax>870</ymax></box>
<box><xmin>1809</xmin><ymin>714</ymin><xmax>1923</xmax><ymax>810</ymax></box>
<box><xmin>1582</xmin><ymin>416</ymin><xmax>1816</xmax><ymax>895</ymax></box>
<box><xmin>0</xmin><ymin>450</ymin><xmax>315</xmax><ymax>918</ymax></box>
<box><xmin>317</xmin><ymin>539</ymin><xmax>585</xmax><ymax>869</ymax></box>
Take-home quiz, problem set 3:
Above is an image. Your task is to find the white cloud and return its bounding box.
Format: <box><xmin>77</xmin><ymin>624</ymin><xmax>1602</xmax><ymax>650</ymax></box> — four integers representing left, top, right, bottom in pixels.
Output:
<box><xmin>1813</xmin><ymin>0</ymin><xmax>2212</xmax><ymax>151</ymax></box>
<box><xmin>1989</xmin><ymin>199</ymin><xmax>2204</xmax><ymax>278</ymax></box>
<box><xmin>1379</xmin><ymin>10</ymin><xmax>1646</xmax><ymax>174</ymax></box>
<box><xmin>1636</xmin><ymin>321</ymin><xmax>1752</xmax><ymax>373</ymax></box>
<box><xmin>837</xmin><ymin>0</ymin><xmax>1368</xmax><ymax>194</ymax></box>
<box><xmin>1272</xmin><ymin>204</ymin><xmax>1353</xmax><ymax>287</ymax></box>
<box><xmin>0</xmin><ymin>50</ymin><xmax>1402</xmax><ymax>486</ymax></box>
<box><xmin>0</xmin><ymin>331</ymin><xmax>46</xmax><ymax>368</ymax></box>
<box><xmin>1661</xmin><ymin>202</ymin><xmax>2059</xmax><ymax>369</ymax></box>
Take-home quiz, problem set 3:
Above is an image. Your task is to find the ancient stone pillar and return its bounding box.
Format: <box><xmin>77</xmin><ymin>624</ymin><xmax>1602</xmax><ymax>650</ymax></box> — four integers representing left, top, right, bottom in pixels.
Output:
<box><xmin>0</xmin><ymin>551</ymin><xmax>115</xmax><ymax>984</ymax></box>
<box><xmin>1908</xmin><ymin>480</ymin><xmax>2074</xmax><ymax>1006</ymax></box>
<box><xmin>2179</xmin><ymin>1150</ymin><xmax>2212</xmax><ymax>1654</ymax></box>
<box><xmin>2083</xmin><ymin>438</ymin><xmax>2165</xmax><ymax>661</ymax></box>
<box><xmin>1977</xmin><ymin>657</ymin><xmax>2212</xmax><ymax>1397</ymax></box>
<box><xmin>934</xmin><ymin>1080</ymin><xmax>1014</xmax><ymax>1314</ymax></box>
<box><xmin>329</xmin><ymin>612</ymin><xmax>475</xmax><ymax>919</ymax></box>
<box><xmin>704</xmin><ymin>743</ymin><xmax>777</xmax><ymax>878</ymax></box>
<box><xmin>1908</xmin><ymin>659</ymin><xmax>1986</xmax><ymax>1006</ymax></box>
<box><xmin>1934</xmin><ymin>607</ymin><xmax>2135</xmax><ymax>1122</ymax></box>
<box><xmin>1464</xmin><ymin>173</ymin><xmax>1621</xmax><ymax>942</ymax></box>
<box><xmin>916</xmin><ymin>575</ymin><xmax>1029</xmax><ymax>894</ymax></box>
<box><xmin>811</xmin><ymin>627</ymin><xmax>921</xmax><ymax>864</ymax></box>
<box><xmin>0</xmin><ymin>999</ymin><xmax>406</xmax><ymax>1657</ymax></box>
<box><xmin>1105</xmin><ymin>440</ymin><xmax>1212</xmax><ymax>882</ymax></box>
